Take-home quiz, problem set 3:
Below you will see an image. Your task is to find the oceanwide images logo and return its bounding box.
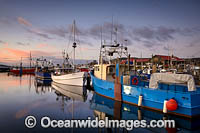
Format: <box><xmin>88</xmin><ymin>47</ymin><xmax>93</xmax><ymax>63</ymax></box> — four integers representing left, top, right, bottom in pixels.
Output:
<box><xmin>25</xmin><ymin>115</ymin><xmax>175</xmax><ymax>130</ymax></box>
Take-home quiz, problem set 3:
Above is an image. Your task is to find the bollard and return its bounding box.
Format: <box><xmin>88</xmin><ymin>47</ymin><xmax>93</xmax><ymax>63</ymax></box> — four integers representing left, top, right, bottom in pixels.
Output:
<box><xmin>163</xmin><ymin>100</ymin><xmax>168</xmax><ymax>113</ymax></box>
<box><xmin>138</xmin><ymin>95</ymin><xmax>143</xmax><ymax>106</ymax></box>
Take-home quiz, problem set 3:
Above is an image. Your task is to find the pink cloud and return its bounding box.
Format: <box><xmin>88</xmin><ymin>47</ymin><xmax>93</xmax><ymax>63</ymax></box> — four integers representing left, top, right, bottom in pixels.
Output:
<box><xmin>4</xmin><ymin>47</ymin><xmax>29</xmax><ymax>57</ymax></box>
<box><xmin>17</xmin><ymin>17</ymin><xmax>51</xmax><ymax>39</ymax></box>
<box><xmin>0</xmin><ymin>48</ymin><xmax>29</xmax><ymax>63</ymax></box>
<box><xmin>36</xmin><ymin>43</ymin><xmax>48</xmax><ymax>48</ymax></box>
<box><xmin>0</xmin><ymin>47</ymin><xmax>58</xmax><ymax>64</ymax></box>
<box><xmin>32</xmin><ymin>50</ymin><xmax>56</xmax><ymax>56</ymax></box>
<box><xmin>17</xmin><ymin>17</ymin><xmax>32</xmax><ymax>27</ymax></box>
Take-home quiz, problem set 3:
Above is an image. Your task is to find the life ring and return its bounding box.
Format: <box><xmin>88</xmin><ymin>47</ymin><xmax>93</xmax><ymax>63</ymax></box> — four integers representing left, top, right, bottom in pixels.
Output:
<box><xmin>112</xmin><ymin>73</ymin><xmax>115</xmax><ymax>79</ymax></box>
<box><xmin>132</xmin><ymin>77</ymin><xmax>139</xmax><ymax>85</ymax></box>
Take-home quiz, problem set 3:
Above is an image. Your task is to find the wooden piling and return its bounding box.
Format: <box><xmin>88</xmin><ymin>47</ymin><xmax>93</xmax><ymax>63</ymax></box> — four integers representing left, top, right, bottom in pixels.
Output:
<box><xmin>114</xmin><ymin>59</ymin><xmax>122</xmax><ymax>101</ymax></box>
<box><xmin>114</xmin><ymin>101</ymin><xmax>121</xmax><ymax>120</ymax></box>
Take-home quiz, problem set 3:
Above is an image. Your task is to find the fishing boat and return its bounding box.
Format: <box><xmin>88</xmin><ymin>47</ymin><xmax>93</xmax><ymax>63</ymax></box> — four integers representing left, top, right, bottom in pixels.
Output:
<box><xmin>35</xmin><ymin>58</ymin><xmax>53</xmax><ymax>80</ymax></box>
<box><xmin>10</xmin><ymin>68</ymin><xmax>35</xmax><ymax>75</ymax></box>
<box><xmin>51</xmin><ymin>20</ymin><xmax>88</xmax><ymax>86</ymax></box>
<box><xmin>10</xmin><ymin>52</ymin><xmax>35</xmax><ymax>75</ymax></box>
<box><xmin>90</xmin><ymin>35</ymin><xmax>200</xmax><ymax>118</ymax></box>
<box><xmin>79</xmin><ymin>65</ymin><xmax>89</xmax><ymax>72</ymax></box>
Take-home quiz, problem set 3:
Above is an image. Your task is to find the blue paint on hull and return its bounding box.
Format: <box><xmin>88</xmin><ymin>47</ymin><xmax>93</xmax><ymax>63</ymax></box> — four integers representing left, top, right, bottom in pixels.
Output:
<box><xmin>90</xmin><ymin>93</ymin><xmax>200</xmax><ymax>131</ymax></box>
<box><xmin>35</xmin><ymin>72</ymin><xmax>52</xmax><ymax>80</ymax></box>
<box><xmin>90</xmin><ymin>72</ymin><xmax>200</xmax><ymax>117</ymax></box>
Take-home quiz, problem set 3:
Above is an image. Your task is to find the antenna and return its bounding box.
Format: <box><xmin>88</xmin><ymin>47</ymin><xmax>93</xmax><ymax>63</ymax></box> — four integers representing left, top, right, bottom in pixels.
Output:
<box><xmin>111</xmin><ymin>15</ymin><xmax>113</xmax><ymax>45</ymax></box>
<box><xmin>115</xmin><ymin>26</ymin><xmax>118</xmax><ymax>44</ymax></box>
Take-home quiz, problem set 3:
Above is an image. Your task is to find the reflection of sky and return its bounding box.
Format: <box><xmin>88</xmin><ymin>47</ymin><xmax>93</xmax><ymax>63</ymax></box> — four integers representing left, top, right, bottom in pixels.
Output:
<box><xmin>0</xmin><ymin>0</ymin><xmax>200</xmax><ymax>65</ymax></box>
<box><xmin>0</xmin><ymin>73</ymin><xmax>199</xmax><ymax>132</ymax></box>
<box><xmin>0</xmin><ymin>73</ymin><xmax>93</xmax><ymax>132</ymax></box>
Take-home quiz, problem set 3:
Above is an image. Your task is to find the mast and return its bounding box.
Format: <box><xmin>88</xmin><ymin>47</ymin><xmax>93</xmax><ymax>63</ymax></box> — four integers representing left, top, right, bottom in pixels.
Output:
<box><xmin>100</xmin><ymin>26</ymin><xmax>103</xmax><ymax>79</ymax></box>
<box><xmin>111</xmin><ymin>15</ymin><xmax>113</xmax><ymax>45</ymax></box>
<box><xmin>99</xmin><ymin>26</ymin><xmax>103</xmax><ymax>64</ymax></box>
<box><xmin>72</xmin><ymin>20</ymin><xmax>77</xmax><ymax>69</ymax></box>
<box><xmin>29</xmin><ymin>51</ymin><xmax>32</xmax><ymax>68</ymax></box>
<box><xmin>20</xmin><ymin>57</ymin><xmax>22</xmax><ymax>76</ymax></box>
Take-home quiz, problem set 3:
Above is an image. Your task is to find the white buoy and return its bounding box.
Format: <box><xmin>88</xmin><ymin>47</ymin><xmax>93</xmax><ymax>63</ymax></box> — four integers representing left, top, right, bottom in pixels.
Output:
<box><xmin>138</xmin><ymin>95</ymin><xmax>143</xmax><ymax>106</ymax></box>
<box><xmin>163</xmin><ymin>100</ymin><xmax>168</xmax><ymax>113</ymax></box>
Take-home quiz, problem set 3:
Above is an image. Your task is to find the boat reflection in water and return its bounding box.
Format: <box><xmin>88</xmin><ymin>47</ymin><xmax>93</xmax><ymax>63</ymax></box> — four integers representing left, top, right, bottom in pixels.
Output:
<box><xmin>90</xmin><ymin>93</ymin><xmax>200</xmax><ymax>132</ymax></box>
<box><xmin>52</xmin><ymin>82</ymin><xmax>88</xmax><ymax>120</ymax></box>
<box><xmin>52</xmin><ymin>82</ymin><xmax>88</xmax><ymax>102</ymax></box>
<box><xmin>34</xmin><ymin>78</ymin><xmax>52</xmax><ymax>94</ymax></box>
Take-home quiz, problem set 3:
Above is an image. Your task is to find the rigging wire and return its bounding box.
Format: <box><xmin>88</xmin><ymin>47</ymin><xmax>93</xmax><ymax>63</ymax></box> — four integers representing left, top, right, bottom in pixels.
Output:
<box><xmin>66</xmin><ymin>23</ymin><xmax>73</xmax><ymax>53</ymax></box>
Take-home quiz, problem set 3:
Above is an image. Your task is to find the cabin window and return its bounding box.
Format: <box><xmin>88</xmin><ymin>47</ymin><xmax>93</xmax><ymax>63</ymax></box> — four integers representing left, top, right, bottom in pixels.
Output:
<box><xmin>109</xmin><ymin>67</ymin><xmax>113</xmax><ymax>73</ymax></box>
<box><xmin>95</xmin><ymin>66</ymin><xmax>99</xmax><ymax>71</ymax></box>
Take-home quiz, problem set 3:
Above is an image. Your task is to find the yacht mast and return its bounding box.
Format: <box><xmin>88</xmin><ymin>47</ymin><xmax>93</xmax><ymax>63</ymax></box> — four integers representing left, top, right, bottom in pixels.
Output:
<box><xmin>72</xmin><ymin>20</ymin><xmax>77</xmax><ymax>69</ymax></box>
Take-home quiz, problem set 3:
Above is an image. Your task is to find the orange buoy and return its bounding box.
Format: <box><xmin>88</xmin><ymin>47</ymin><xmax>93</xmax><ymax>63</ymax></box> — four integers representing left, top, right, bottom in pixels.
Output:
<box><xmin>166</xmin><ymin>99</ymin><xmax>178</xmax><ymax>111</ymax></box>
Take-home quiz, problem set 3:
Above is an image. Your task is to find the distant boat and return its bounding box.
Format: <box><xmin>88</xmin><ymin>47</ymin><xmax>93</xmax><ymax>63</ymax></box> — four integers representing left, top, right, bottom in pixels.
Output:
<box><xmin>79</xmin><ymin>65</ymin><xmax>89</xmax><ymax>72</ymax></box>
<box><xmin>10</xmin><ymin>68</ymin><xmax>35</xmax><ymax>74</ymax></box>
<box><xmin>10</xmin><ymin>52</ymin><xmax>35</xmax><ymax>75</ymax></box>
<box><xmin>35</xmin><ymin>58</ymin><xmax>54</xmax><ymax>80</ymax></box>
<box><xmin>52</xmin><ymin>20</ymin><xmax>88</xmax><ymax>86</ymax></box>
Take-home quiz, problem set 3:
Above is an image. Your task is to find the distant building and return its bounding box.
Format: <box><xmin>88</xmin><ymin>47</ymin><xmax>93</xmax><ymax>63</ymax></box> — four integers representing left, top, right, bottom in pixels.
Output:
<box><xmin>151</xmin><ymin>55</ymin><xmax>184</xmax><ymax>69</ymax></box>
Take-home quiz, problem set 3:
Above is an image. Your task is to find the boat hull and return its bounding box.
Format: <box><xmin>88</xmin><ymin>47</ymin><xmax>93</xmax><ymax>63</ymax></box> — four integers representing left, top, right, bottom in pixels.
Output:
<box><xmin>35</xmin><ymin>71</ymin><xmax>52</xmax><ymax>80</ymax></box>
<box><xmin>51</xmin><ymin>72</ymin><xmax>86</xmax><ymax>86</ymax></box>
<box><xmin>90</xmin><ymin>93</ymin><xmax>200</xmax><ymax>131</ymax></box>
<box><xmin>90</xmin><ymin>72</ymin><xmax>200</xmax><ymax>118</ymax></box>
<box><xmin>10</xmin><ymin>68</ymin><xmax>35</xmax><ymax>74</ymax></box>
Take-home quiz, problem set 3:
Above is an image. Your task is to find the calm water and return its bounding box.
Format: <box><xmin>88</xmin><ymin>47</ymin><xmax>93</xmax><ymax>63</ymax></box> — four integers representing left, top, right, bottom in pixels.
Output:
<box><xmin>0</xmin><ymin>72</ymin><xmax>200</xmax><ymax>133</ymax></box>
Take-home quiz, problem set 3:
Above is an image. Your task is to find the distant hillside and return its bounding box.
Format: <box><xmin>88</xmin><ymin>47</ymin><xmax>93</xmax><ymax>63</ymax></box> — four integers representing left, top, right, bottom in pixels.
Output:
<box><xmin>0</xmin><ymin>58</ymin><xmax>95</xmax><ymax>67</ymax></box>
<box><xmin>0</xmin><ymin>64</ymin><xmax>11</xmax><ymax>68</ymax></box>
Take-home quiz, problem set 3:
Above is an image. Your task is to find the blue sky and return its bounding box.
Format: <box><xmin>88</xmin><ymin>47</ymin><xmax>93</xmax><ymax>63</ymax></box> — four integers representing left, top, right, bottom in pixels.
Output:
<box><xmin>0</xmin><ymin>0</ymin><xmax>200</xmax><ymax>65</ymax></box>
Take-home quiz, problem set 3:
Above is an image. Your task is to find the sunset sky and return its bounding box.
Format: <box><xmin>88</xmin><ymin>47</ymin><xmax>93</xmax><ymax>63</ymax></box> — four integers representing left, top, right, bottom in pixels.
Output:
<box><xmin>0</xmin><ymin>0</ymin><xmax>200</xmax><ymax>65</ymax></box>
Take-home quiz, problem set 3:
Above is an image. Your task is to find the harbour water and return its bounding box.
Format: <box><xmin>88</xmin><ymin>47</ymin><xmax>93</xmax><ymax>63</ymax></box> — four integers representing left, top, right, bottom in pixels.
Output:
<box><xmin>0</xmin><ymin>72</ymin><xmax>200</xmax><ymax>132</ymax></box>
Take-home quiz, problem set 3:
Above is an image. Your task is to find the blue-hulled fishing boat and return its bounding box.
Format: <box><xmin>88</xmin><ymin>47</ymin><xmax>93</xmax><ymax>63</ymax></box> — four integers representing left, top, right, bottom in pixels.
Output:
<box><xmin>90</xmin><ymin>41</ymin><xmax>200</xmax><ymax>118</ymax></box>
<box><xmin>35</xmin><ymin>58</ymin><xmax>54</xmax><ymax>80</ymax></box>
